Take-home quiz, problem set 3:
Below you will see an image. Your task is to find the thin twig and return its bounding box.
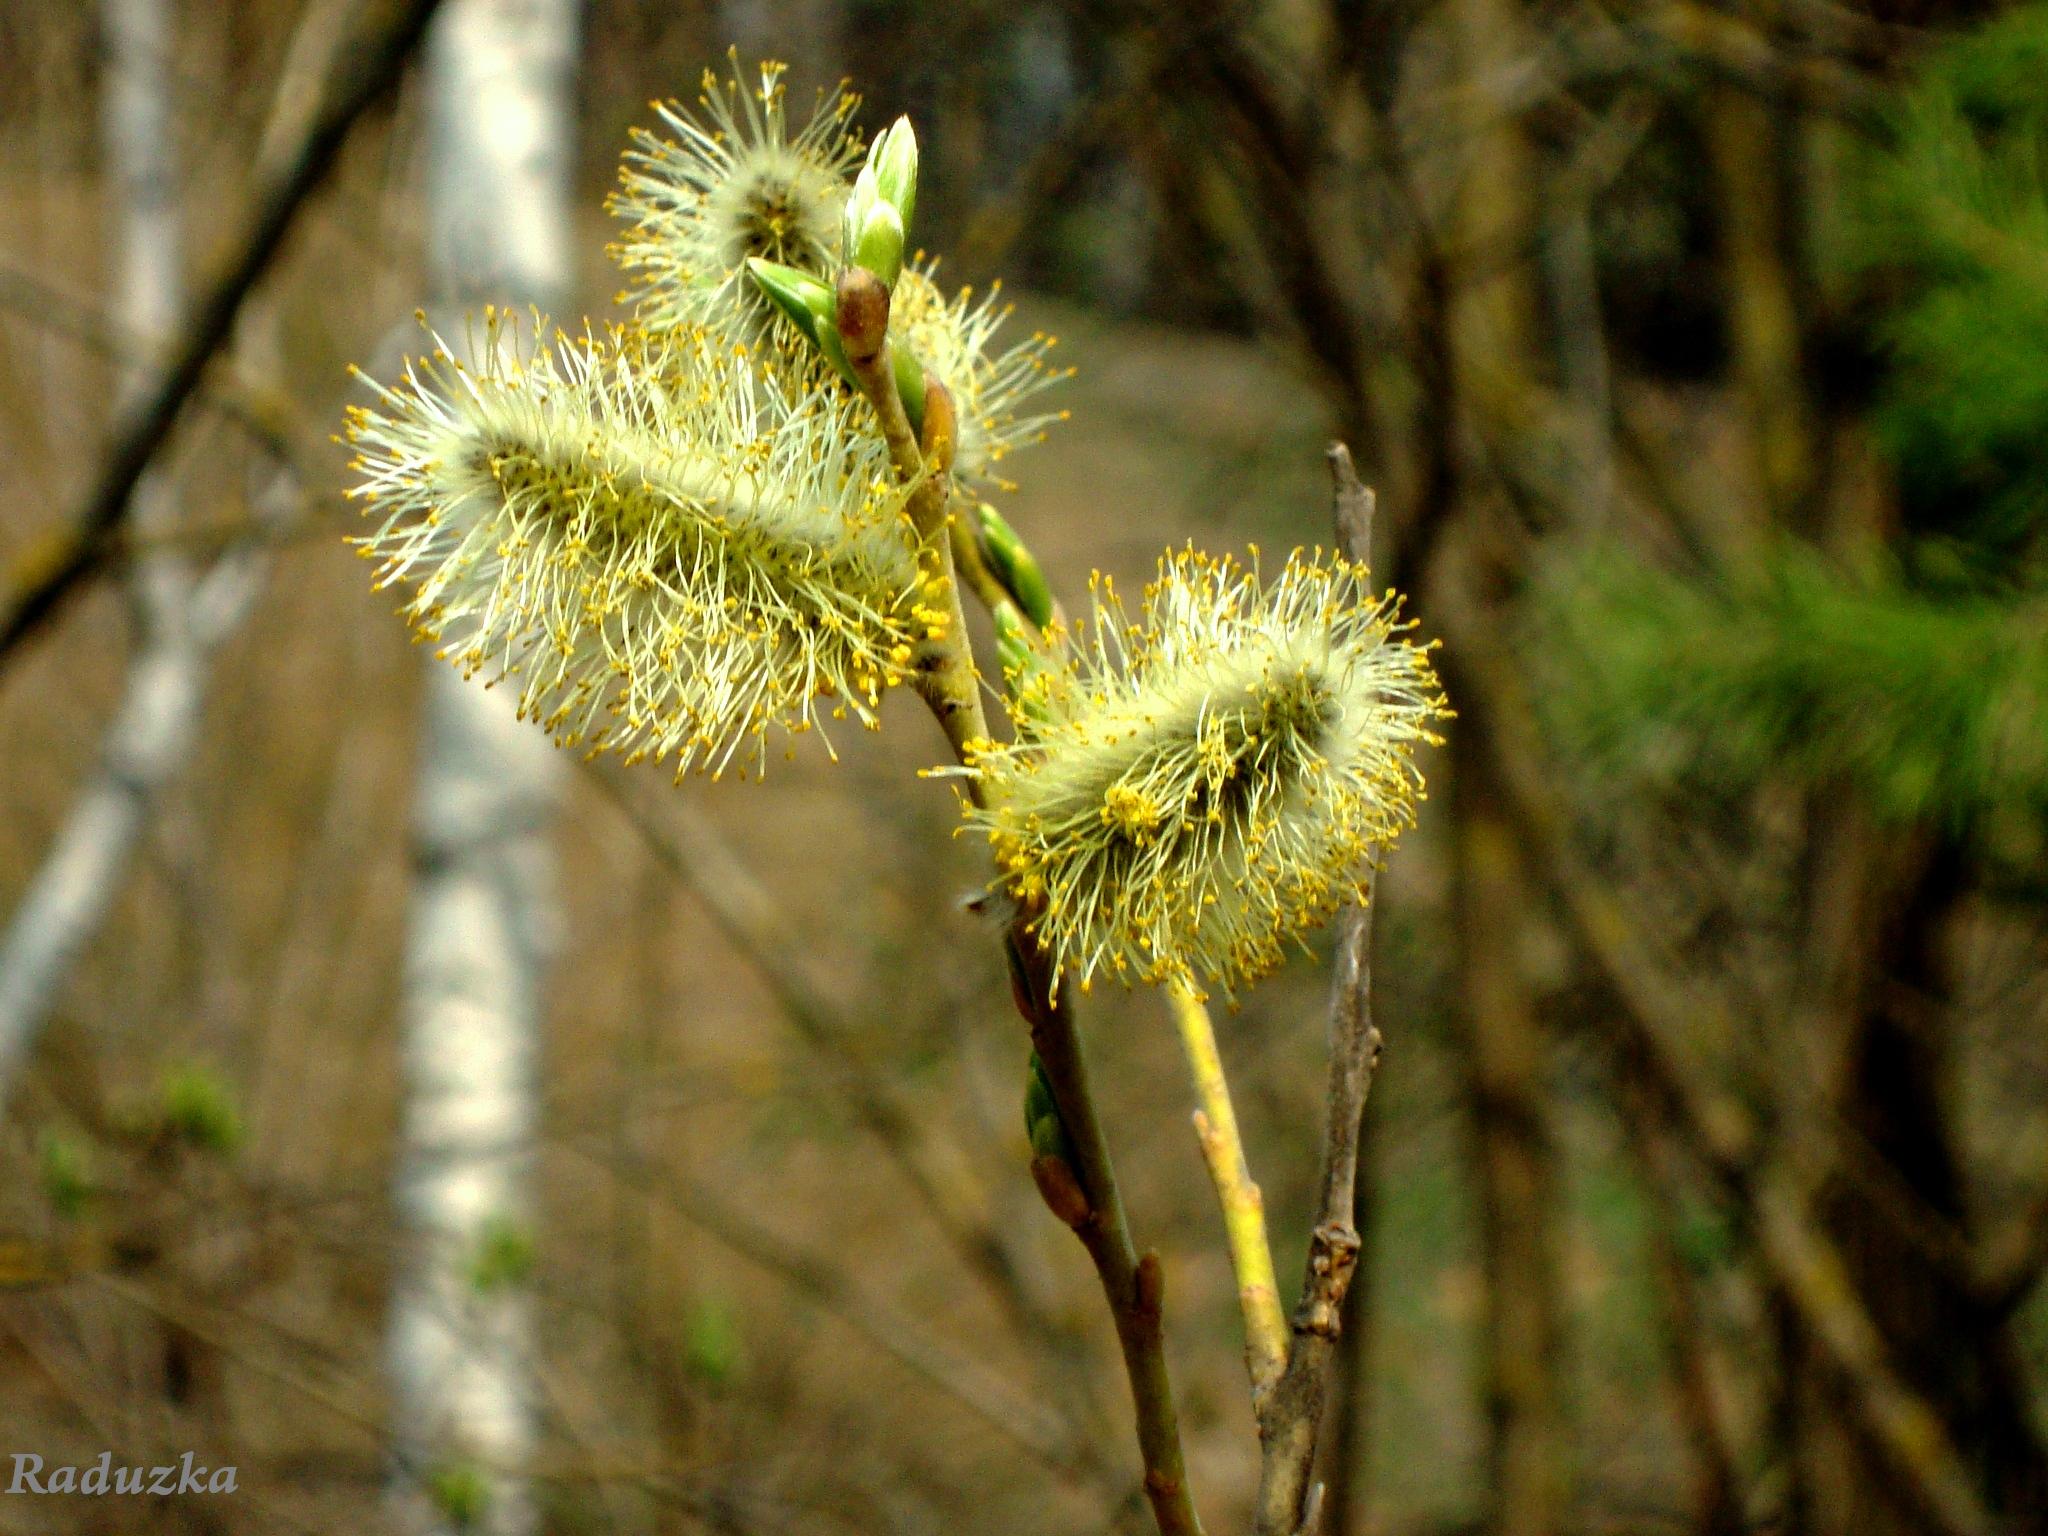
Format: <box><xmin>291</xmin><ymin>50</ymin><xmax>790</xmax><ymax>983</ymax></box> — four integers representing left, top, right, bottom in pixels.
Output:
<box><xmin>1008</xmin><ymin>930</ymin><xmax>1206</xmax><ymax>1536</ymax></box>
<box><xmin>835</xmin><ymin>269</ymin><xmax>986</xmax><ymax>755</ymax></box>
<box><xmin>0</xmin><ymin>264</ymin><xmax>313</xmax><ymax>474</ymax></box>
<box><xmin>1251</xmin><ymin>444</ymin><xmax>1382</xmax><ymax>1536</ymax></box>
<box><xmin>0</xmin><ymin>0</ymin><xmax>448</xmax><ymax>661</ymax></box>
<box><xmin>839</xmin><ymin>271</ymin><xmax>1205</xmax><ymax>1536</ymax></box>
<box><xmin>1167</xmin><ymin>980</ymin><xmax>1287</xmax><ymax>1399</ymax></box>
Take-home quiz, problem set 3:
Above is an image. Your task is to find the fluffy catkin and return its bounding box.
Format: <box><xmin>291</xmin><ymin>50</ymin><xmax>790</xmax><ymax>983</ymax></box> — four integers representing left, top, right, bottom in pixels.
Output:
<box><xmin>345</xmin><ymin>310</ymin><xmax>935</xmax><ymax>780</ymax></box>
<box><xmin>610</xmin><ymin>54</ymin><xmax>863</xmax><ymax>341</ymax></box>
<box><xmin>962</xmin><ymin>546</ymin><xmax>1447</xmax><ymax>998</ymax></box>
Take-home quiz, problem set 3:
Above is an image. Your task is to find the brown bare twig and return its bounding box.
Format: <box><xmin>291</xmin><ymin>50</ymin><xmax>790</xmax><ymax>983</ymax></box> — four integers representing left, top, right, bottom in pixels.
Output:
<box><xmin>1011</xmin><ymin>933</ymin><xmax>1206</xmax><ymax>1536</ymax></box>
<box><xmin>1250</xmin><ymin>444</ymin><xmax>1382</xmax><ymax>1536</ymax></box>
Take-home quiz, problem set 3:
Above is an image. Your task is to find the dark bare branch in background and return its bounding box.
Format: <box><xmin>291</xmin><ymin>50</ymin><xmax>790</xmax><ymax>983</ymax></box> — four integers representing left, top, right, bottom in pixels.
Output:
<box><xmin>0</xmin><ymin>0</ymin><xmax>447</xmax><ymax>663</ymax></box>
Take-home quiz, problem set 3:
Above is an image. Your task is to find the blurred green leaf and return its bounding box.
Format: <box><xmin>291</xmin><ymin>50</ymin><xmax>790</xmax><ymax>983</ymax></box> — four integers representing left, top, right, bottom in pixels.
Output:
<box><xmin>157</xmin><ymin>1062</ymin><xmax>244</xmax><ymax>1157</ymax></box>
<box><xmin>682</xmin><ymin>1292</ymin><xmax>744</xmax><ymax>1386</ymax></box>
<box><xmin>468</xmin><ymin>1214</ymin><xmax>538</xmax><ymax>1295</ymax></box>
<box><xmin>38</xmin><ymin>1131</ymin><xmax>93</xmax><ymax>1218</ymax></box>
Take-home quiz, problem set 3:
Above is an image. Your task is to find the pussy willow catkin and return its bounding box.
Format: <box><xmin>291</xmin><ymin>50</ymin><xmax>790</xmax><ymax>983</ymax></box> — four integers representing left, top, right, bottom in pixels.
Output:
<box><xmin>962</xmin><ymin>546</ymin><xmax>1447</xmax><ymax>999</ymax></box>
<box><xmin>611</xmin><ymin>54</ymin><xmax>863</xmax><ymax>340</ymax></box>
<box><xmin>345</xmin><ymin>310</ymin><xmax>936</xmax><ymax>780</ymax></box>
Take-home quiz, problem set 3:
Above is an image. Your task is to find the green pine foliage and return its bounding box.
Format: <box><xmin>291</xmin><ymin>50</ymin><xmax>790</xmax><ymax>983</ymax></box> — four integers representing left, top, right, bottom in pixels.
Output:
<box><xmin>1534</xmin><ymin>550</ymin><xmax>2048</xmax><ymax>826</ymax></box>
<box><xmin>1534</xmin><ymin>10</ymin><xmax>2048</xmax><ymax>831</ymax></box>
<box><xmin>1856</xmin><ymin>3</ymin><xmax>2048</xmax><ymax>586</ymax></box>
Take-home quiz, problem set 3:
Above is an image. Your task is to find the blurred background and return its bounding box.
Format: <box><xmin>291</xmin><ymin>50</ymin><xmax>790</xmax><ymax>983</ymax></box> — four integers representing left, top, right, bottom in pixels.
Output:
<box><xmin>2</xmin><ymin>1</ymin><xmax>2047</xmax><ymax>1533</ymax></box>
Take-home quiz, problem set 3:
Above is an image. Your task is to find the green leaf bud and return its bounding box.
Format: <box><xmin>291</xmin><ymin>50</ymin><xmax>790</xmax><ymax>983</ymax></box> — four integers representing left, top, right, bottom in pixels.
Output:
<box><xmin>976</xmin><ymin>504</ymin><xmax>1054</xmax><ymax>628</ymax></box>
<box><xmin>1024</xmin><ymin>1052</ymin><xmax>1090</xmax><ymax>1227</ymax></box>
<box><xmin>852</xmin><ymin>200</ymin><xmax>905</xmax><ymax>290</ymax></box>
<box><xmin>843</xmin><ymin>117</ymin><xmax>918</xmax><ymax>289</ymax></box>
<box><xmin>1023</xmin><ymin>1050</ymin><xmax>1077</xmax><ymax>1168</ymax></box>
<box><xmin>991</xmin><ymin>600</ymin><xmax>1051</xmax><ymax>709</ymax></box>
<box><xmin>890</xmin><ymin>338</ymin><xmax>928</xmax><ymax>436</ymax></box>
<box><xmin>870</xmin><ymin>116</ymin><xmax>918</xmax><ymax>231</ymax></box>
<box><xmin>746</xmin><ymin>257</ymin><xmax>835</xmax><ymax>348</ymax></box>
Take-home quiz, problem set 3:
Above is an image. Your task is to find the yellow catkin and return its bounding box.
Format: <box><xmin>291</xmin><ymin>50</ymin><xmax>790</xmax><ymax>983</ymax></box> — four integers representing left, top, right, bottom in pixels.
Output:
<box><xmin>960</xmin><ymin>545</ymin><xmax>1449</xmax><ymax>1000</ymax></box>
<box><xmin>344</xmin><ymin>310</ymin><xmax>922</xmax><ymax>780</ymax></box>
<box><xmin>609</xmin><ymin>52</ymin><xmax>864</xmax><ymax>342</ymax></box>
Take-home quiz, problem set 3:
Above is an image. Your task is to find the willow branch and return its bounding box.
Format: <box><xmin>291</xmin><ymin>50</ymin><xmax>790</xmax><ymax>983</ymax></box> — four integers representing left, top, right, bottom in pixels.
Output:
<box><xmin>839</xmin><ymin>269</ymin><xmax>1204</xmax><ymax>1536</ymax></box>
<box><xmin>0</xmin><ymin>0</ymin><xmax>448</xmax><ymax>662</ymax></box>
<box><xmin>1167</xmin><ymin>980</ymin><xmax>1286</xmax><ymax>1399</ymax></box>
<box><xmin>1008</xmin><ymin>930</ymin><xmax>1205</xmax><ymax>1536</ymax></box>
<box><xmin>836</xmin><ymin>269</ymin><xmax>987</xmax><ymax>754</ymax></box>
<box><xmin>1252</xmin><ymin>444</ymin><xmax>1381</xmax><ymax>1536</ymax></box>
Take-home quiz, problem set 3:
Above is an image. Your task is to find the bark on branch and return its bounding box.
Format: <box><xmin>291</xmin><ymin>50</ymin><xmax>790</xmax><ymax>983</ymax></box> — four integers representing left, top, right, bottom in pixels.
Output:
<box><xmin>839</xmin><ymin>271</ymin><xmax>1204</xmax><ymax>1536</ymax></box>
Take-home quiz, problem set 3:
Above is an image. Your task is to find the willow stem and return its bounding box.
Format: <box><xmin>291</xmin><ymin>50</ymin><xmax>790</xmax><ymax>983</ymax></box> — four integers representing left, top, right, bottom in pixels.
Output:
<box><xmin>1011</xmin><ymin>932</ymin><xmax>1206</xmax><ymax>1536</ymax></box>
<box><xmin>1251</xmin><ymin>443</ymin><xmax>1384</xmax><ymax>1536</ymax></box>
<box><xmin>835</xmin><ymin>268</ymin><xmax>986</xmax><ymax>756</ymax></box>
<box><xmin>838</xmin><ymin>267</ymin><xmax>1204</xmax><ymax>1536</ymax></box>
<box><xmin>1167</xmin><ymin>979</ymin><xmax>1287</xmax><ymax>1401</ymax></box>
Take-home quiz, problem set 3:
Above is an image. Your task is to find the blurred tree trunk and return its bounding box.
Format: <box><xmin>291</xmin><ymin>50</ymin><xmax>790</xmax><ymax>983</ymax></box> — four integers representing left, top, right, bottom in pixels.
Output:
<box><xmin>1617</xmin><ymin>1060</ymin><xmax>1747</xmax><ymax>1536</ymax></box>
<box><xmin>1441</xmin><ymin>0</ymin><xmax>1570</xmax><ymax>1528</ymax></box>
<box><xmin>1703</xmin><ymin>71</ymin><xmax>1815</xmax><ymax>535</ymax></box>
<box><xmin>1444</xmin><ymin>0</ymin><xmax>1542</xmax><ymax>440</ymax></box>
<box><xmin>385</xmin><ymin>3</ymin><xmax>578</xmax><ymax>1534</ymax></box>
<box><xmin>101</xmin><ymin>0</ymin><xmax>186</xmax><ymax>624</ymax></box>
<box><xmin>1804</xmin><ymin>838</ymin><xmax>2048</xmax><ymax>1536</ymax></box>
<box><xmin>1451</xmin><ymin>720</ymin><xmax>1570</xmax><ymax>1536</ymax></box>
<box><xmin>1708</xmin><ymin>37</ymin><xmax>2048</xmax><ymax>1526</ymax></box>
